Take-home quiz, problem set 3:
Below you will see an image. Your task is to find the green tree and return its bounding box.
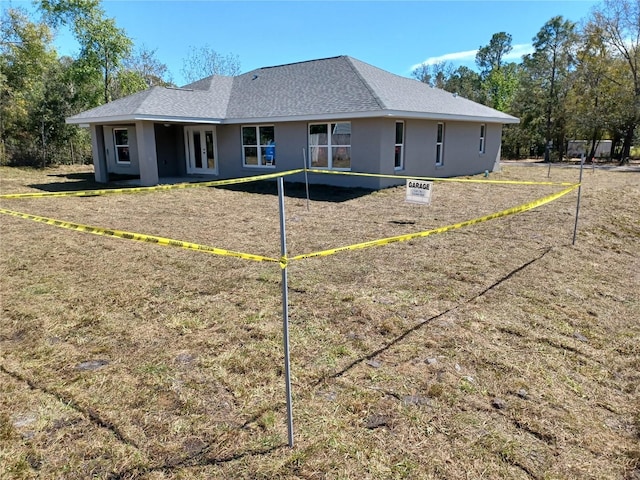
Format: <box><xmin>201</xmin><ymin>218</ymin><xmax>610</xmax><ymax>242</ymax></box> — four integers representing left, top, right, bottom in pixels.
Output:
<box><xmin>475</xmin><ymin>32</ymin><xmax>519</xmax><ymax>111</ymax></box>
<box><xmin>521</xmin><ymin>16</ymin><xmax>578</xmax><ymax>161</ymax></box>
<box><xmin>39</xmin><ymin>0</ymin><xmax>133</xmax><ymax>103</ymax></box>
<box><xmin>0</xmin><ymin>7</ymin><xmax>57</xmax><ymax>165</ymax></box>
<box><xmin>476</xmin><ymin>32</ymin><xmax>513</xmax><ymax>74</ymax></box>
<box><xmin>590</xmin><ymin>0</ymin><xmax>640</xmax><ymax>161</ymax></box>
<box><xmin>411</xmin><ymin>61</ymin><xmax>453</xmax><ymax>89</ymax></box>
<box><xmin>443</xmin><ymin>66</ymin><xmax>485</xmax><ymax>103</ymax></box>
<box><xmin>568</xmin><ymin>22</ymin><xmax>618</xmax><ymax>161</ymax></box>
<box><xmin>111</xmin><ymin>45</ymin><xmax>173</xmax><ymax>99</ymax></box>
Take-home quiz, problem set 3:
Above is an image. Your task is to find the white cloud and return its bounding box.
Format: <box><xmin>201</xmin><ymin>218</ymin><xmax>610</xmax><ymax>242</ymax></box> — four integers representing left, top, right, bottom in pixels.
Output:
<box><xmin>410</xmin><ymin>49</ymin><xmax>478</xmax><ymax>71</ymax></box>
<box><xmin>504</xmin><ymin>43</ymin><xmax>535</xmax><ymax>60</ymax></box>
<box><xmin>409</xmin><ymin>43</ymin><xmax>535</xmax><ymax>72</ymax></box>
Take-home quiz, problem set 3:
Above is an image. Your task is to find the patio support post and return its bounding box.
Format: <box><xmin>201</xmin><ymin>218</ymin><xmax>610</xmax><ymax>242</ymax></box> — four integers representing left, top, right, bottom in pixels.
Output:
<box><xmin>136</xmin><ymin>121</ymin><xmax>159</xmax><ymax>186</ymax></box>
<box><xmin>90</xmin><ymin>125</ymin><xmax>108</xmax><ymax>183</ymax></box>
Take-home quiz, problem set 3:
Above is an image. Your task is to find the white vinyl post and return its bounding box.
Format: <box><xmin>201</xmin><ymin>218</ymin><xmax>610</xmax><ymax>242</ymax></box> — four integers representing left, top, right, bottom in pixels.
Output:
<box><xmin>277</xmin><ymin>177</ymin><xmax>294</xmax><ymax>447</ymax></box>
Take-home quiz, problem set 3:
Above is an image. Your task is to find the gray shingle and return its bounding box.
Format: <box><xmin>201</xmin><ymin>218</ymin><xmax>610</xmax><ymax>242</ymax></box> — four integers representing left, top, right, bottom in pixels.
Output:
<box><xmin>225</xmin><ymin>56</ymin><xmax>382</xmax><ymax>119</ymax></box>
<box><xmin>67</xmin><ymin>56</ymin><xmax>518</xmax><ymax>124</ymax></box>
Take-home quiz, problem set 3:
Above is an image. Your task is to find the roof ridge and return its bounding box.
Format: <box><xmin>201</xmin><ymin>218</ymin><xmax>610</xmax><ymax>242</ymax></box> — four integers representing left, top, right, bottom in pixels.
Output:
<box><xmin>344</xmin><ymin>57</ymin><xmax>387</xmax><ymax>110</ymax></box>
<box><xmin>258</xmin><ymin>55</ymin><xmax>345</xmax><ymax>71</ymax></box>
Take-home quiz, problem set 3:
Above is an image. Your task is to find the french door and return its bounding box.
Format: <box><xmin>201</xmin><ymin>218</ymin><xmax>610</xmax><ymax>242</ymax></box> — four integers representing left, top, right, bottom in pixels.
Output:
<box><xmin>185</xmin><ymin>126</ymin><xmax>218</xmax><ymax>174</ymax></box>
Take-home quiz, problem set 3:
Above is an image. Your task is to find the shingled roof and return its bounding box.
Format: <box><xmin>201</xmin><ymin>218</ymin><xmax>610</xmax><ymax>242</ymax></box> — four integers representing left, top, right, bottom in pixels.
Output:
<box><xmin>67</xmin><ymin>56</ymin><xmax>519</xmax><ymax>125</ymax></box>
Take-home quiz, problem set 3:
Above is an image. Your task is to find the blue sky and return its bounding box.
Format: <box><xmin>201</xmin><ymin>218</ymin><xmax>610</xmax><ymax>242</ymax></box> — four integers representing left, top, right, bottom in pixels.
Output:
<box><xmin>9</xmin><ymin>0</ymin><xmax>600</xmax><ymax>86</ymax></box>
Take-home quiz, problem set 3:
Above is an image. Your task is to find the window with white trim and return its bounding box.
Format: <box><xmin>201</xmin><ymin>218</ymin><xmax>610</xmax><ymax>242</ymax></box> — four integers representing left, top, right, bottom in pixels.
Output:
<box><xmin>242</xmin><ymin>125</ymin><xmax>275</xmax><ymax>167</ymax></box>
<box><xmin>394</xmin><ymin>121</ymin><xmax>404</xmax><ymax>170</ymax></box>
<box><xmin>436</xmin><ymin>122</ymin><xmax>444</xmax><ymax>166</ymax></box>
<box><xmin>479</xmin><ymin>124</ymin><xmax>486</xmax><ymax>154</ymax></box>
<box><xmin>309</xmin><ymin>122</ymin><xmax>351</xmax><ymax>170</ymax></box>
<box><xmin>113</xmin><ymin>128</ymin><xmax>130</xmax><ymax>164</ymax></box>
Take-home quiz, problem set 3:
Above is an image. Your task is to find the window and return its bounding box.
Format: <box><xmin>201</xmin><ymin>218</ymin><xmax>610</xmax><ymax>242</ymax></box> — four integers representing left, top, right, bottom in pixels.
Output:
<box><xmin>114</xmin><ymin>128</ymin><xmax>130</xmax><ymax>164</ymax></box>
<box><xmin>436</xmin><ymin>123</ymin><xmax>444</xmax><ymax>166</ymax></box>
<box><xmin>242</xmin><ymin>125</ymin><xmax>275</xmax><ymax>167</ymax></box>
<box><xmin>309</xmin><ymin>122</ymin><xmax>351</xmax><ymax>170</ymax></box>
<box><xmin>394</xmin><ymin>121</ymin><xmax>404</xmax><ymax>170</ymax></box>
<box><xmin>479</xmin><ymin>124</ymin><xmax>486</xmax><ymax>154</ymax></box>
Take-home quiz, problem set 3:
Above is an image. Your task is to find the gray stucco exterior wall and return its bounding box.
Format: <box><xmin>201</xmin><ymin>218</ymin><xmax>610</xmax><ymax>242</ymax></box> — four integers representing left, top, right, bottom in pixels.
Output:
<box><xmin>88</xmin><ymin>116</ymin><xmax>505</xmax><ymax>189</ymax></box>
<box><xmin>402</xmin><ymin>119</ymin><xmax>502</xmax><ymax>179</ymax></box>
<box><xmin>90</xmin><ymin>124</ymin><xmax>108</xmax><ymax>183</ymax></box>
<box><xmin>136</xmin><ymin>121</ymin><xmax>159</xmax><ymax>186</ymax></box>
<box><xmin>102</xmin><ymin>124</ymin><xmax>140</xmax><ymax>176</ymax></box>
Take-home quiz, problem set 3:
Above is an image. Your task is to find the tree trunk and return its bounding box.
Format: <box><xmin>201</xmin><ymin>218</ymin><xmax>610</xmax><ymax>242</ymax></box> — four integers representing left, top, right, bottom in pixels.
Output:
<box><xmin>610</xmin><ymin>132</ymin><xmax>620</xmax><ymax>160</ymax></box>
<box><xmin>621</xmin><ymin>125</ymin><xmax>634</xmax><ymax>163</ymax></box>
<box><xmin>41</xmin><ymin>117</ymin><xmax>46</xmax><ymax>169</ymax></box>
<box><xmin>588</xmin><ymin>127</ymin><xmax>600</xmax><ymax>163</ymax></box>
<box><xmin>556</xmin><ymin>133</ymin><xmax>565</xmax><ymax>163</ymax></box>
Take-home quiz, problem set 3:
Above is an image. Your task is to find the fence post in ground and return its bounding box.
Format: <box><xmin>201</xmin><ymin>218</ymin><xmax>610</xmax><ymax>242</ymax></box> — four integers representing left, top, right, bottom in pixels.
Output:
<box><xmin>572</xmin><ymin>154</ymin><xmax>585</xmax><ymax>245</ymax></box>
<box><xmin>302</xmin><ymin>148</ymin><xmax>310</xmax><ymax>211</ymax></box>
<box><xmin>278</xmin><ymin>176</ymin><xmax>295</xmax><ymax>447</ymax></box>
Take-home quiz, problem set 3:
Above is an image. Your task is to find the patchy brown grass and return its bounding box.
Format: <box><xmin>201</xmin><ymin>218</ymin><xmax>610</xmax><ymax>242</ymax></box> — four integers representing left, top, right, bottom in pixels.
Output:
<box><xmin>1</xmin><ymin>164</ymin><xmax>638</xmax><ymax>479</ymax></box>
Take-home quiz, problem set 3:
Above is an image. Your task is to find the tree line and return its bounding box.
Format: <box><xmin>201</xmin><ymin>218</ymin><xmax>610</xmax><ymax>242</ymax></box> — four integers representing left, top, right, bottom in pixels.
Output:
<box><xmin>1</xmin><ymin>0</ymin><xmax>637</xmax><ymax>167</ymax></box>
<box><xmin>414</xmin><ymin>0</ymin><xmax>639</xmax><ymax>162</ymax></box>
<box><xmin>0</xmin><ymin>0</ymin><xmax>240</xmax><ymax>167</ymax></box>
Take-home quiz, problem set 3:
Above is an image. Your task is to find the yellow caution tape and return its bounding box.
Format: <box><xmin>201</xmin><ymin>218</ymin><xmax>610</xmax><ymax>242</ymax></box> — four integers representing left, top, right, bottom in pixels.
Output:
<box><xmin>288</xmin><ymin>184</ymin><xmax>580</xmax><ymax>262</ymax></box>
<box><xmin>0</xmin><ymin>166</ymin><xmax>580</xmax><ymax>267</ymax></box>
<box><xmin>0</xmin><ymin>208</ymin><xmax>279</xmax><ymax>264</ymax></box>
<box><xmin>0</xmin><ymin>169</ymin><xmax>305</xmax><ymax>199</ymax></box>
<box><xmin>305</xmin><ymin>169</ymin><xmax>577</xmax><ymax>186</ymax></box>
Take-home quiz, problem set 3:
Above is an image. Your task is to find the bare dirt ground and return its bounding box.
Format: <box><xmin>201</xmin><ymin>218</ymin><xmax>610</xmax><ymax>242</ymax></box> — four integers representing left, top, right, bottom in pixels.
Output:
<box><xmin>0</xmin><ymin>164</ymin><xmax>638</xmax><ymax>479</ymax></box>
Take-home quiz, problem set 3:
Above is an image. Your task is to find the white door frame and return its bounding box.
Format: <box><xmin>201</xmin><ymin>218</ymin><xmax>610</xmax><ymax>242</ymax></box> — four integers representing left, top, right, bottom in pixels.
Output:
<box><xmin>185</xmin><ymin>125</ymin><xmax>218</xmax><ymax>175</ymax></box>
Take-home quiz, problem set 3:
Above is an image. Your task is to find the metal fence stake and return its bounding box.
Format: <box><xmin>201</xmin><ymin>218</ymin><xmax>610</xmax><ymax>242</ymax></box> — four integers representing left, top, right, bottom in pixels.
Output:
<box><xmin>572</xmin><ymin>155</ymin><xmax>585</xmax><ymax>245</ymax></box>
<box><xmin>278</xmin><ymin>177</ymin><xmax>294</xmax><ymax>447</ymax></box>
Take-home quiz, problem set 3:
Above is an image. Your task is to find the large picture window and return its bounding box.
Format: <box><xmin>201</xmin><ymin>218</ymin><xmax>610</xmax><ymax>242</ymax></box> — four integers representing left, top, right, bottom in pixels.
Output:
<box><xmin>394</xmin><ymin>121</ymin><xmax>404</xmax><ymax>170</ymax></box>
<box><xmin>309</xmin><ymin>122</ymin><xmax>351</xmax><ymax>170</ymax></box>
<box><xmin>113</xmin><ymin>128</ymin><xmax>130</xmax><ymax>164</ymax></box>
<box><xmin>242</xmin><ymin>125</ymin><xmax>275</xmax><ymax>167</ymax></box>
<box><xmin>436</xmin><ymin>122</ymin><xmax>444</xmax><ymax>166</ymax></box>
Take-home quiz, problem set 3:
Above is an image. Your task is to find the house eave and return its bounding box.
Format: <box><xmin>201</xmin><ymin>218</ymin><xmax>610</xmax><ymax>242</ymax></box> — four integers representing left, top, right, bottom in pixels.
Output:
<box><xmin>66</xmin><ymin>110</ymin><xmax>519</xmax><ymax>126</ymax></box>
<box><xmin>222</xmin><ymin>110</ymin><xmax>520</xmax><ymax>125</ymax></box>
<box><xmin>65</xmin><ymin>114</ymin><xmax>224</xmax><ymax>125</ymax></box>
<box><xmin>381</xmin><ymin>110</ymin><xmax>520</xmax><ymax>124</ymax></box>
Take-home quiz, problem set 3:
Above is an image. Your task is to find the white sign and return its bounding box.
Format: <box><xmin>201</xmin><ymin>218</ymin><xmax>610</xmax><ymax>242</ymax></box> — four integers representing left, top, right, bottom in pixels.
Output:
<box><xmin>405</xmin><ymin>179</ymin><xmax>433</xmax><ymax>205</ymax></box>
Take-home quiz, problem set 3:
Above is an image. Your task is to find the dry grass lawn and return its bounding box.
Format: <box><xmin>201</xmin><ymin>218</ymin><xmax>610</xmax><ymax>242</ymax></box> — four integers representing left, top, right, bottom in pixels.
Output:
<box><xmin>0</xmin><ymin>164</ymin><xmax>638</xmax><ymax>479</ymax></box>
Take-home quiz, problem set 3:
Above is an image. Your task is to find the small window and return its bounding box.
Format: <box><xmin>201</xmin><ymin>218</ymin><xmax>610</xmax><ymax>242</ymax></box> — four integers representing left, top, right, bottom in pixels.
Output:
<box><xmin>394</xmin><ymin>121</ymin><xmax>404</xmax><ymax>170</ymax></box>
<box><xmin>436</xmin><ymin>123</ymin><xmax>444</xmax><ymax>166</ymax></box>
<box><xmin>242</xmin><ymin>125</ymin><xmax>275</xmax><ymax>167</ymax></box>
<box><xmin>479</xmin><ymin>124</ymin><xmax>486</xmax><ymax>154</ymax></box>
<box><xmin>114</xmin><ymin>128</ymin><xmax>130</xmax><ymax>164</ymax></box>
<box><xmin>309</xmin><ymin>122</ymin><xmax>351</xmax><ymax>170</ymax></box>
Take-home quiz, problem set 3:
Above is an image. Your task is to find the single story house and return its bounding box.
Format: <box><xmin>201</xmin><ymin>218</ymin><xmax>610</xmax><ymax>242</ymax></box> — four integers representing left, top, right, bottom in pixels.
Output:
<box><xmin>66</xmin><ymin>55</ymin><xmax>519</xmax><ymax>189</ymax></box>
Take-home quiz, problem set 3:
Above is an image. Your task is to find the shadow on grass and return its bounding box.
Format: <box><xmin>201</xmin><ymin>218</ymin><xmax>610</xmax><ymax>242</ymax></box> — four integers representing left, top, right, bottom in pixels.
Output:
<box><xmin>313</xmin><ymin>246</ymin><xmax>554</xmax><ymax>386</ymax></box>
<box><xmin>2</xmin><ymin>362</ymin><xmax>288</xmax><ymax>479</ymax></box>
<box><xmin>28</xmin><ymin>173</ymin><xmax>139</xmax><ymax>193</ymax></box>
<box><xmin>25</xmin><ymin>174</ymin><xmax>374</xmax><ymax>202</ymax></box>
<box><xmin>219</xmin><ymin>180</ymin><xmax>374</xmax><ymax>203</ymax></box>
<box><xmin>107</xmin><ymin>444</ymin><xmax>286</xmax><ymax>480</ymax></box>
